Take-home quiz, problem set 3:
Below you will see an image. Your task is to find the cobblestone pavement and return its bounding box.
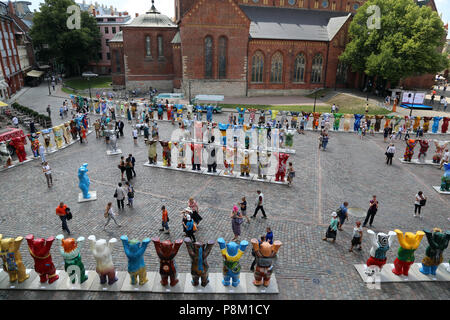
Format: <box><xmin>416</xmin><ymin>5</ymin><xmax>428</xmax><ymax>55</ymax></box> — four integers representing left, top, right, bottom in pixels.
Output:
<box><xmin>1</xmin><ymin>86</ymin><xmax>450</xmax><ymax>300</ymax></box>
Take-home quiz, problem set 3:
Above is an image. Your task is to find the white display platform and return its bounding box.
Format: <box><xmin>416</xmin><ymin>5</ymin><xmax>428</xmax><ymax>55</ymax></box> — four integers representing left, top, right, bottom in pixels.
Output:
<box><xmin>57</xmin><ymin>270</ymin><xmax>96</xmax><ymax>291</ymax></box>
<box><xmin>143</xmin><ymin>162</ymin><xmax>288</xmax><ymax>185</ymax></box>
<box><xmin>0</xmin><ymin>158</ymin><xmax>33</xmax><ymax>172</ymax></box>
<box><xmin>183</xmin><ymin>273</ymin><xmax>218</xmax><ymax>294</ymax></box>
<box><xmin>120</xmin><ymin>271</ymin><xmax>157</xmax><ymax>292</ymax></box>
<box><xmin>214</xmin><ymin>272</ymin><xmax>248</xmax><ymax>294</ymax></box>
<box><xmin>28</xmin><ymin>270</ymin><xmax>68</xmax><ymax>290</ymax></box>
<box><xmin>151</xmin><ymin>272</ymin><xmax>186</xmax><ymax>293</ymax></box>
<box><xmin>0</xmin><ymin>269</ymin><xmax>37</xmax><ymax>289</ymax></box>
<box><xmin>106</xmin><ymin>149</ymin><xmax>122</xmax><ymax>156</ymax></box>
<box><xmin>245</xmin><ymin>272</ymin><xmax>279</xmax><ymax>294</ymax></box>
<box><xmin>78</xmin><ymin>191</ymin><xmax>98</xmax><ymax>203</ymax></box>
<box><xmin>354</xmin><ymin>263</ymin><xmax>450</xmax><ymax>283</ymax></box>
<box><xmin>89</xmin><ymin>271</ymin><xmax>127</xmax><ymax>292</ymax></box>
<box><xmin>0</xmin><ymin>271</ymin><xmax>279</xmax><ymax>293</ymax></box>
<box><xmin>398</xmin><ymin>158</ymin><xmax>440</xmax><ymax>166</ymax></box>
<box><xmin>433</xmin><ymin>186</ymin><xmax>450</xmax><ymax>194</ymax></box>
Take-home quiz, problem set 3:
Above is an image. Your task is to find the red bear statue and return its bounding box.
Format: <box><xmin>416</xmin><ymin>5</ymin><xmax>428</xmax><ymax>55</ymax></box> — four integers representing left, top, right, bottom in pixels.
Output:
<box><xmin>152</xmin><ymin>237</ymin><xmax>183</xmax><ymax>287</ymax></box>
<box><xmin>275</xmin><ymin>153</ymin><xmax>290</xmax><ymax>182</ymax></box>
<box><xmin>26</xmin><ymin>235</ymin><xmax>59</xmax><ymax>284</ymax></box>
<box><xmin>9</xmin><ymin>137</ymin><xmax>27</xmax><ymax>162</ymax></box>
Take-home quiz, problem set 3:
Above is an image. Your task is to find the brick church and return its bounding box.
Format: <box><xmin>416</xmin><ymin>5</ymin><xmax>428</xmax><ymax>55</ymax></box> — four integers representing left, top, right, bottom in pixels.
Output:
<box><xmin>110</xmin><ymin>0</ymin><xmax>440</xmax><ymax>97</ymax></box>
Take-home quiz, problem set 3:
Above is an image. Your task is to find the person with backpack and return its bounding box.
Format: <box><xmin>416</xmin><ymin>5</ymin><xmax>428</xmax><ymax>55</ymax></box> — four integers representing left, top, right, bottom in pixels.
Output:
<box><xmin>114</xmin><ymin>182</ymin><xmax>126</xmax><ymax>210</ymax></box>
<box><xmin>104</xmin><ymin>202</ymin><xmax>121</xmax><ymax>230</ymax></box>
<box><xmin>188</xmin><ymin>198</ymin><xmax>202</xmax><ymax>226</ymax></box>
<box><xmin>414</xmin><ymin>191</ymin><xmax>427</xmax><ymax>219</ymax></box>
<box><xmin>184</xmin><ymin>214</ymin><xmax>196</xmax><ymax>242</ymax></box>
<box><xmin>125</xmin><ymin>181</ymin><xmax>134</xmax><ymax>207</ymax></box>
<box><xmin>337</xmin><ymin>202</ymin><xmax>349</xmax><ymax>231</ymax></box>
<box><xmin>56</xmin><ymin>202</ymin><xmax>71</xmax><ymax>235</ymax></box>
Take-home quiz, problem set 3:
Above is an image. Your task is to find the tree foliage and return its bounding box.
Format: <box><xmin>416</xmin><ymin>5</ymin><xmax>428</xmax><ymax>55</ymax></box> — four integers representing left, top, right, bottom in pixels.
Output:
<box><xmin>339</xmin><ymin>0</ymin><xmax>449</xmax><ymax>86</ymax></box>
<box><xmin>30</xmin><ymin>0</ymin><xmax>101</xmax><ymax>76</ymax></box>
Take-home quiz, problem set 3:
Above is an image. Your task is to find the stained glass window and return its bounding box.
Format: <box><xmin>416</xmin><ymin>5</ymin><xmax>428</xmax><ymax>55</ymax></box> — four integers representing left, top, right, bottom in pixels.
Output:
<box><xmin>270</xmin><ymin>52</ymin><xmax>283</xmax><ymax>83</ymax></box>
<box><xmin>251</xmin><ymin>51</ymin><xmax>264</xmax><ymax>83</ymax></box>
<box><xmin>218</xmin><ymin>36</ymin><xmax>227</xmax><ymax>79</ymax></box>
<box><xmin>293</xmin><ymin>53</ymin><xmax>305</xmax><ymax>83</ymax></box>
<box><xmin>204</xmin><ymin>36</ymin><xmax>213</xmax><ymax>78</ymax></box>
<box><xmin>311</xmin><ymin>54</ymin><xmax>323</xmax><ymax>83</ymax></box>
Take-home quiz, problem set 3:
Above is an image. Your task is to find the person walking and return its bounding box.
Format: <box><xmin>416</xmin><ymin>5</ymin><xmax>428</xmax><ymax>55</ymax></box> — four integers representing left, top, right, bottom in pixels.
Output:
<box><xmin>94</xmin><ymin>120</ymin><xmax>101</xmax><ymax>138</ymax></box>
<box><xmin>363</xmin><ymin>195</ymin><xmax>379</xmax><ymax>228</ymax></box>
<box><xmin>116</xmin><ymin>120</ymin><xmax>125</xmax><ymax>137</ymax></box>
<box><xmin>287</xmin><ymin>162</ymin><xmax>295</xmax><ymax>186</ymax></box>
<box><xmin>125</xmin><ymin>158</ymin><xmax>133</xmax><ymax>182</ymax></box>
<box><xmin>239</xmin><ymin>197</ymin><xmax>250</xmax><ymax>224</ymax></box>
<box><xmin>252</xmin><ymin>190</ymin><xmax>267</xmax><ymax>219</ymax></box>
<box><xmin>56</xmin><ymin>202</ymin><xmax>71</xmax><ymax>235</ymax></box>
<box><xmin>46</xmin><ymin>105</ymin><xmax>51</xmax><ymax>118</ymax></box>
<box><xmin>414</xmin><ymin>191</ymin><xmax>427</xmax><ymax>219</ymax></box>
<box><xmin>114</xmin><ymin>183</ymin><xmax>126</xmax><ymax>210</ymax></box>
<box><xmin>386</xmin><ymin>143</ymin><xmax>396</xmax><ymax>165</ymax></box>
<box><xmin>184</xmin><ymin>214</ymin><xmax>196</xmax><ymax>242</ymax></box>
<box><xmin>349</xmin><ymin>221</ymin><xmax>363</xmax><ymax>252</ymax></box>
<box><xmin>39</xmin><ymin>145</ymin><xmax>46</xmax><ymax>164</ymax></box>
<box><xmin>231</xmin><ymin>205</ymin><xmax>243</xmax><ymax>241</ymax></box>
<box><xmin>321</xmin><ymin>132</ymin><xmax>329</xmax><ymax>150</ymax></box>
<box><xmin>322</xmin><ymin>212</ymin><xmax>338</xmax><ymax>243</ymax></box>
<box><xmin>337</xmin><ymin>202</ymin><xmax>349</xmax><ymax>230</ymax></box>
<box><xmin>383</xmin><ymin>126</ymin><xmax>389</xmax><ymax>143</ymax></box>
<box><xmin>188</xmin><ymin>197</ymin><xmax>203</xmax><ymax>226</ymax></box>
<box><xmin>125</xmin><ymin>181</ymin><xmax>134</xmax><ymax>207</ymax></box>
<box><xmin>42</xmin><ymin>161</ymin><xmax>53</xmax><ymax>188</ymax></box>
<box><xmin>104</xmin><ymin>202</ymin><xmax>121</xmax><ymax>230</ymax></box>
<box><xmin>159</xmin><ymin>205</ymin><xmax>170</xmax><ymax>234</ymax></box>
<box><xmin>132</xmin><ymin>127</ymin><xmax>138</xmax><ymax>145</ymax></box>
<box><xmin>118</xmin><ymin>157</ymin><xmax>126</xmax><ymax>181</ymax></box>
<box><xmin>127</xmin><ymin>154</ymin><xmax>136</xmax><ymax>177</ymax></box>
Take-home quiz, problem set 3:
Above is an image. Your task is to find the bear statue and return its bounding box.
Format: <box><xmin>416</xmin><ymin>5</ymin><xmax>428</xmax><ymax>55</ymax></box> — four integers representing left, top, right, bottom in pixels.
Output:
<box><xmin>25</xmin><ymin>234</ymin><xmax>59</xmax><ymax>284</ymax></box>
<box><xmin>121</xmin><ymin>236</ymin><xmax>151</xmax><ymax>286</ymax></box>
<box><xmin>184</xmin><ymin>238</ymin><xmax>215</xmax><ymax>287</ymax></box>
<box><xmin>218</xmin><ymin>238</ymin><xmax>248</xmax><ymax>287</ymax></box>
<box><xmin>419</xmin><ymin>228</ymin><xmax>450</xmax><ymax>276</ymax></box>
<box><xmin>251</xmin><ymin>239</ymin><xmax>282</xmax><ymax>287</ymax></box>
<box><xmin>441</xmin><ymin>163</ymin><xmax>450</xmax><ymax>192</ymax></box>
<box><xmin>152</xmin><ymin>237</ymin><xmax>183</xmax><ymax>287</ymax></box>
<box><xmin>0</xmin><ymin>234</ymin><xmax>30</xmax><ymax>283</ymax></box>
<box><xmin>392</xmin><ymin>229</ymin><xmax>425</xmax><ymax>277</ymax></box>
<box><xmin>88</xmin><ymin>236</ymin><xmax>118</xmax><ymax>285</ymax></box>
<box><xmin>55</xmin><ymin>235</ymin><xmax>88</xmax><ymax>284</ymax></box>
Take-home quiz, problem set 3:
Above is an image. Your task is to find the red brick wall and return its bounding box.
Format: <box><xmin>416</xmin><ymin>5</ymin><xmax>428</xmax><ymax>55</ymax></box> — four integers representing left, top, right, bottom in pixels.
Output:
<box><xmin>122</xmin><ymin>27</ymin><xmax>178</xmax><ymax>82</ymax></box>
<box><xmin>175</xmin><ymin>0</ymin><xmax>197</xmax><ymax>22</ymax></box>
<box><xmin>247</xmin><ymin>40</ymin><xmax>329</xmax><ymax>91</ymax></box>
<box><xmin>236</xmin><ymin>0</ymin><xmax>366</xmax><ymax>12</ymax></box>
<box><xmin>110</xmin><ymin>44</ymin><xmax>125</xmax><ymax>86</ymax></box>
<box><xmin>179</xmin><ymin>0</ymin><xmax>250</xmax><ymax>81</ymax></box>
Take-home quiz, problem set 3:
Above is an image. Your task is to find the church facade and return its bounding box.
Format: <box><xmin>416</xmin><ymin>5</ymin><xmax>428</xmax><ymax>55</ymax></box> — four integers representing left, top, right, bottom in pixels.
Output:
<box><xmin>111</xmin><ymin>0</ymin><xmax>439</xmax><ymax>97</ymax></box>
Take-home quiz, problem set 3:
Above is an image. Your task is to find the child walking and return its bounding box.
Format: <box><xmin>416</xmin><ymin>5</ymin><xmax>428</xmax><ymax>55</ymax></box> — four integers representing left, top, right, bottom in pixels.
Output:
<box><xmin>349</xmin><ymin>221</ymin><xmax>363</xmax><ymax>252</ymax></box>
<box><xmin>287</xmin><ymin>162</ymin><xmax>295</xmax><ymax>186</ymax></box>
<box><xmin>159</xmin><ymin>205</ymin><xmax>170</xmax><ymax>234</ymax></box>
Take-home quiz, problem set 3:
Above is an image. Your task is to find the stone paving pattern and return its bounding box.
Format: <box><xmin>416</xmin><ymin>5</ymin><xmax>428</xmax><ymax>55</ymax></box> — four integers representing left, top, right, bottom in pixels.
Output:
<box><xmin>0</xmin><ymin>86</ymin><xmax>449</xmax><ymax>300</ymax></box>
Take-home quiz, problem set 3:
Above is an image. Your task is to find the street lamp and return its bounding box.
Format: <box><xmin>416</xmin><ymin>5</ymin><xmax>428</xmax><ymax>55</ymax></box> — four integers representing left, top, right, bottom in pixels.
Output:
<box><xmin>82</xmin><ymin>72</ymin><xmax>98</xmax><ymax>99</ymax></box>
<box><xmin>409</xmin><ymin>92</ymin><xmax>416</xmax><ymax>117</ymax></box>
<box><xmin>313</xmin><ymin>91</ymin><xmax>317</xmax><ymax>113</ymax></box>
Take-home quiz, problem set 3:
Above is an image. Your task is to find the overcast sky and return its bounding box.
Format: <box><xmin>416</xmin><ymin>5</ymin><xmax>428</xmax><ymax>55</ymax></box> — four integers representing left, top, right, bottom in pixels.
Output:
<box><xmin>25</xmin><ymin>0</ymin><xmax>450</xmax><ymax>29</ymax></box>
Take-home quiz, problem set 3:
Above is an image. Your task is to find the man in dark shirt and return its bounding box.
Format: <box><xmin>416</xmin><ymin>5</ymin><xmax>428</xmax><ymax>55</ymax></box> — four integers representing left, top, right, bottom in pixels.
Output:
<box><xmin>127</xmin><ymin>154</ymin><xmax>136</xmax><ymax>177</ymax></box>
<box><xmin>363</xmin><ymin>195</ymin><xmax>379</xmax><ymax>228</ymax></box>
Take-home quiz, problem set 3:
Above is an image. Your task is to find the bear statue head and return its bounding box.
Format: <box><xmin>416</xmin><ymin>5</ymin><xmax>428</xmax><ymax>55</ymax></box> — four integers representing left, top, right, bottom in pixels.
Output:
<box><xmin>127</xmin><ymin>239</ymin><xmax>141</xmax><ymax>254</ymax></box>
<box><xmin>431</xmin><ymin>228</ymin><xmax>448</xmax><ymax>249</ymax></box>
<box><xmin>377</xmin><ymin>233</ymin><xmax>389</xmax><ymax>248</ymax></box>
<box><xmin>61</xmin><ymin>238</ymin><xmax>77</xmax><ymax>253</ymax></box>
<box><xmin>403</xmin><ymin>232</ymin><xmax>418</xmax><ymax>247</ymax></box>
<box><xmin>259</xmin><ymin>242</ymin><xmax>273</xmax><ymax>257</ymax></box>
<box><xmin>95</xmin><ymin>239</ymin><xmax>108</xmax><ymax>253</ymax></box>
<box><xmin>32</xmin><ymin>238</ymin><xmax>49</xmax><ymax>256</ymax></box>
<box><xmin>160</xmin><ymin>240</ymin><xmax>174</xmax><ymax>257</ymax></box>
<box><xmin>226</xmin><ymin>242</ymin><xmax>239</xmax><ymax>257</ymax></box>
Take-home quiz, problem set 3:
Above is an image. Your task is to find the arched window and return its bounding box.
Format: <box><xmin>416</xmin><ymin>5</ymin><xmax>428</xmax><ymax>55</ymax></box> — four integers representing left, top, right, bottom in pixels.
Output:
<box><xmin>336</xmin><ymin>62</ymin><xmax>348</xmax><ymax>83</ymax></box>
<box><xmin>270</xmin><ymin>52</ymin><xmax>283</xmax><ymax>83</ymax></box>
<box><xmin>145</xmin><ymin>36</ymin><xmax>151</xmax><ymax>57</ymax></box>
<box><xmin>204</xmin><ymin>36</ymin><xmax>213</xmax><ymax>78</ymax></box>
<box><xmin>293</xmin><ymin>53</ymin><xmax>306</xmax><ymax>83</ymax></box>
<box><xmin>311</xmin><ymin>54</ymin><xmax>323</xmax><ymax>83</ymax></box>
<box><xmin>157</xmin><ymin>35</ymin><xmax>164</xmax><ymax>58</ymax></box>
<box><xmin>218</xmin><ymin>36</ymin><xmax>227</xmax><ymax>79</ymax></box>
<box><xmin>251</xmin><ymin>51</ymin><xmax>264</xmax><ymax>83</ymax></box>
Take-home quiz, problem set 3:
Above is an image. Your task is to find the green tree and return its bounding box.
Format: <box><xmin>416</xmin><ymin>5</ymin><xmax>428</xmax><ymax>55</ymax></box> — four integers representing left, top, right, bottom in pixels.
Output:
<box><xmin>339</xmin><ymin>0</ymin><xmax>449</xmax><ymax>87</ymax></box>
<box><xmin>30</xmin><ymin>0</ymin><xmax>101</xmax><ymax>76</ymax></box>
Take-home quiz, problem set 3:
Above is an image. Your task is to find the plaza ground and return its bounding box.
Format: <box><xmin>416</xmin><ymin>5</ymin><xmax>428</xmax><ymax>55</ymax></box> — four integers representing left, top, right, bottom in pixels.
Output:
<box><xmin>0</xmin><ymin>84</ymin><xmax>449</xmax><ymax>299</ymax></box>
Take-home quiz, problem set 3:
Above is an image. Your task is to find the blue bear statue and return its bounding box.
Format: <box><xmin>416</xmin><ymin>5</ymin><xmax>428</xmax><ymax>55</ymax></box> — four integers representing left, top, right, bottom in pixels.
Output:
<box><xmin>218</xmin><ymin>237</ymin><xmax>248</xmax><ymax>287</ymax></box>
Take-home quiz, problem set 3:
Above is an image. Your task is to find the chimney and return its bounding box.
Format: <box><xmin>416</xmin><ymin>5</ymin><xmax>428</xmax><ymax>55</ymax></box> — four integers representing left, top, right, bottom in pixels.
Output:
<box><xmin>124</xmin><ymin>11</ymin><xmax>128</xmax><ymax>16</ymax></box>
<box><xmin>119</xmin><ymin>12</ymin><xmax>122</xmax><ymax>17</ymax></box>
<box><xmin>135</xmin><ymin>13</ymin><xmax>139</xmax><ymax>17</ymax></box>
<box><xmin>97</xmin><ymin>10</ymin><xmax>100</xmax><ymax>15</ymax></box>
<box><xmin>92</xmin><ymin>8</ymin><xmax>96</xmax><ymax>16</ymax></box>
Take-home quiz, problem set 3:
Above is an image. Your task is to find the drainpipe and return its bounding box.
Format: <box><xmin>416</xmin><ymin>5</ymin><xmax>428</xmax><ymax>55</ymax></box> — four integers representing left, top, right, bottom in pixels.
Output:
<box><xmin>323</xmin><ymin>41</ymin><xmax>330</xmax><ymax>89</ymax></box>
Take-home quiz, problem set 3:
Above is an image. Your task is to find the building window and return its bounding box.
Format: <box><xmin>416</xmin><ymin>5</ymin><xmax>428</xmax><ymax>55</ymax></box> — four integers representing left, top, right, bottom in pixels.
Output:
<box><xmin>293</xmin><ymin>53</ymin><xmax>306</xmax><ymax>83</ymax></box>
<box><xmin>270</xmin><ymin>52</ymin><xmax>283</xmax><ymax>83</ymax></box>
<box><xmin>311</xmin><ymin>54</ymin><xmax>323</xmax><ymax>83</ymax></box>
<box><xmin>314</xmin><ymin>0</ymin><xmax>319</xmax><ymax>8</ymax></box>
<box><xmin>112</xmin><ymin>27</ymin><xmax>116</xmax><ymax>34</ymax></box>
<box><xmin>107</xmin><ymin>52</ymin><xmax>111</xmax><ymax>60</ymax></box>
<box><xmin>336</xmin><ymin>62</ymin><xmax>348</xmax><ymax>83</ymax></box>
<box><xmin>98</xmin><ymin>52</ymin><xmax>102</xmax><ymax>60</ymax></box>
<box><xmin>251</xmin><ymin>51</ymin><xmax>264</xmax><ymax>83</ymax></box>
<box><xmin>288</xmin><ymin>0</ymin><xmax>296</xmax><ymax>5</ymax></box>
<box><xmin>346</xmin><ymin>2</ymin><xmax>350</xmax><ymax>11</ymax></box>
<box><xmin>106</xmin><ymin>39</ymin><xmax>110</xmax><ymax>46</ymax></box>
<box><xmin>332</xmin><ymin>1</ymin><xmax>336</xmax><ymax>10</ymax></box>
<box><xmin>218</xmin><ymin>36</ymin><xmax>227</xmax><ymax>79</ymax></box>
<box><xmin>353</xmin><ymin>2</ymin><xmax>360</xmax><ymax>10</ymax></box>
<box><xmin>115</xmin><ymin>51</ymin><xmax>121</xmax><ymax>73</ymax></box>
<box><xmin>104</xmin><ymin>26</ymin><xmax>109</xmax><ymax>34</ymax></box>
<box><xmin>204</xmin><ymin>36</ymin><xmax>213</xmax><ymax>78</ymax></box>
<box><xmin>145</xmin><ymin>36</ymin><xmax>151</xmax><ymax>57</ymax></box>
<box><xmin>157</xmin><ymin>35</ymin><xmax>164</xmax><ymax>58</ymax></box>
